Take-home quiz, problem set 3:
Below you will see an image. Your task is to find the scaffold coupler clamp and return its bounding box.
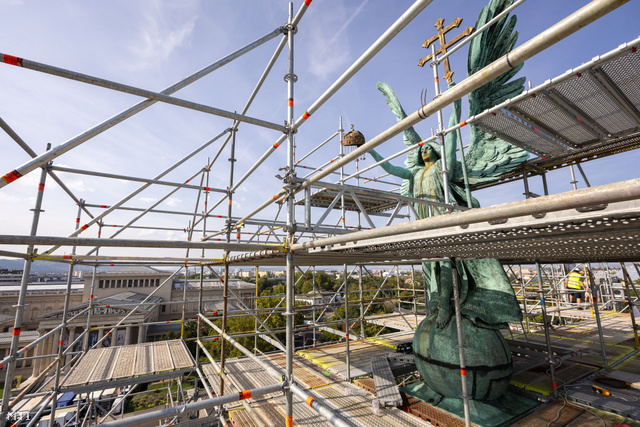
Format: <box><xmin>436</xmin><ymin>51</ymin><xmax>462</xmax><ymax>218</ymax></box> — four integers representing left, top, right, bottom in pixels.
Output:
<box><xmin>282</xmin><ymin>22</ymin><xmax>298</xmax><ymax>35</ymax></box>
<box><xmin>275</xmin><ymin>166</ymin><xmax>300</xmax><ymax>203</ymax></box>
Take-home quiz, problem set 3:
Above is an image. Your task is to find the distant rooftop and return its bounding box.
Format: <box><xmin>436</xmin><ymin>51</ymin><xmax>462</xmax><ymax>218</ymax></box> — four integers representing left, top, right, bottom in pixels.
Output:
<box><xmin>89</xmin><ymin>266</ymin><xmax>171</xmax><ymax>276</ymax></box>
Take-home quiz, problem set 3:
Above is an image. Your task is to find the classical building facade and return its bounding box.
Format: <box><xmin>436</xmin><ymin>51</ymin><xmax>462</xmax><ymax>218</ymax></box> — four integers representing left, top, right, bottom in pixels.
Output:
<box><xmin>1</xmin><ymin>266</ymin><xmax>257</xmax><ymax>380</ymax></box>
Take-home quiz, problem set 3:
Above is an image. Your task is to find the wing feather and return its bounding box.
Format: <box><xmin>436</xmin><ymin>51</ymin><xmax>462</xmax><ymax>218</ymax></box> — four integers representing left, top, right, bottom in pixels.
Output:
<box><xmin>455</xmin><ymin>0</ymin><xmax>529</xmax><ymax>184</ymax></box>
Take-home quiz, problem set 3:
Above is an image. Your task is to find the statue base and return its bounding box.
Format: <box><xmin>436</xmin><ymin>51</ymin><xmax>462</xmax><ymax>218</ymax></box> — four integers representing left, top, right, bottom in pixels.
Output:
<box><xmin>400</xmin><ymin>381</ymin><xmax>539</xmax><ymax>427</ymax></box>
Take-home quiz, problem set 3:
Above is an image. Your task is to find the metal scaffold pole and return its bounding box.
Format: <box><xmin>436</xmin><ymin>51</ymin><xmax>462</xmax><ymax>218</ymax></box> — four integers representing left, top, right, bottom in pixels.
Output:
<box><xmin>284</xmin><ymin>3</ymin><xmax>297</xmax><ymax>425</ymax></box>
<box><xmin>48</xmin><ymin>202</ymin><xmax>83</xmax><ymax>426</ymax></box>
<box><xmin>586</xmin><ymin>263</ymin><xmax>608</xmax><ymax>366</ymax></box>
<box><xmin>450</xmin><ymin>259</ymin><xmax>470</xmax><ymax>427</ymax></box>
<box><xmin>220</xmin><ymin>125</ymin><xmax>238</xmax><ymax>399</ymax></box>
<box><xmin>535</xmin><ymin>261</ymin><xmax>558</xmax><ymax>399</ymax></box>
<box><xmin>0</xmin><ymin>152</ymin><xmax>49</xmax><ymax>427</ymax></box>
<box><xmin>344</xmin><ymin>263</ymin><xmax>351</xmax><ymax>382</ymax></box>
<box><xmin>620</xmin><ymin>263</ymin><xmax>640</xmax><ymax>350</ymax></box>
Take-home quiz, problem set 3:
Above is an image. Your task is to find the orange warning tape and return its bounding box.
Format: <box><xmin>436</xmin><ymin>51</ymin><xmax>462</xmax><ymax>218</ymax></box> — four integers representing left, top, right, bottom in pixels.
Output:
<box><xmin>306</xmin><ymin>396</ymin><xmax>315</xmax><ymax>406</ymax></box>
<box><xmin>2</xmin><ymin>170</ymin><xmax>22</xmax><ymax>183</ymax></box>
<box><xmin>285</xmin><ymin>416</ymin><xmax>293</xmax><ymax>427</ymax></box>
<box><xmin>3</xmin><ymin>54</ymin><xmax>23</xmax><ymax>66</ymax></box>
<box><xmin>302</xmin><ymin>111</ymin><xmax>310</xmax><ymax>120</ymax></box>
<box><xmin>239</xmin><ymin>390</ymin><xmax>251</xmax><ymax>400</ymax></box>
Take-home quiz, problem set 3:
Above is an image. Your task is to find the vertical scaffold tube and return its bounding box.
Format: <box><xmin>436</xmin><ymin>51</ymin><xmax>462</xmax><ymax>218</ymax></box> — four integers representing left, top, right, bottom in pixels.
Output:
<box><xmin>220</xmin><ymin>121</ymin><xmax>238</xmax><ymax>399</ymax></box>
<box><xmin>620</xmin><ymin>263</ymin><xmax>640</xmax><ymax>350</ymax></box>
<box><xmin>535</xmin><ymin>261</ymin><xmax>558</xmax><ymax>398</ymax></box>
<box><xmin>586</xmin><ymin>263</ymin><xmax>608</xmax><ymax>366</ymax></box>
<box><xmin>344</xmin><ymin>264</ymin><xmax>351</xmax><ymax>381</ymax></box>
<box><xmin>431</xmin><ymin>45</ymin><xmax>451</xmax><ymax>206</ymax></box>
<box><xmin>285</xmin><ymin>3</ymin><xmax>296</xmax><ymax>426</ymax></box>
<box><xmin>49</xmin><ymin>202</ymin><xmax>83</xmax><ymax>426</ymax></box>
<box><xmin>0</xmin><ymin>156</ymin><xmax>49</xmax><ymax>427</ymax></box>
<box><xmin>450</xmin><ymin>259</ymin><xmax>470</xmax><ymax>427</ymax></box>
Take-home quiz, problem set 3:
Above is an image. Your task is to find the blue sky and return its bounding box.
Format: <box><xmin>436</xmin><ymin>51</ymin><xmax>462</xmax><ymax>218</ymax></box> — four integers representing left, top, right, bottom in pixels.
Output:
<box><xmin>0</xmin><ymin>0</ymin><xmax>639</xmax><ymax>260</ymax></box>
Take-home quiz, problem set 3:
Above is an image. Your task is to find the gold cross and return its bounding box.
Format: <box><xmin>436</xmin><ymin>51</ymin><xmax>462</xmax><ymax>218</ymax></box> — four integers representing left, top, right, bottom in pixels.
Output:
<box><xmin>418</xmin><ymin>17</ymin><xmax>474</xmax><ymax>84</ymax></box>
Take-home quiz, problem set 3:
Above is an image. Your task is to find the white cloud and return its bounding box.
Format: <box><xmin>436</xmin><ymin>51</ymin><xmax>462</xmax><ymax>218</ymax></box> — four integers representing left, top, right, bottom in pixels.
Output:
<box><xmin>165</xmin><ymin>197</ymin><xmax>182</xmax><ymax>207</ymax></box>
<box><xmin>127</xmin><ymin>1</ymin><xmax>199</xmax><ymax>69</ymax></box>
<box><xmin>305</xmin><ymin>0</ymin><xmax>369</xmax><ymax>80</ymax></box>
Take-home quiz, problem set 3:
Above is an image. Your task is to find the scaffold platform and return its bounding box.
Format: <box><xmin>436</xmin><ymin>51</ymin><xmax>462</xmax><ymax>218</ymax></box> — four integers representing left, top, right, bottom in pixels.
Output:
<box><xmin>299</xmin><ymin>187</ymin><xmax>401</xmax><ymax>213</ymax></box>
<box><xmin>472</xmin><ymin>38</ymin><xmax>640</xmax><ymax>187</ymax></box>
<box><xmin>202</xmin><ymin>351</ymin><xmax>435</xmax><ymax>426</ymax></box>
<box><xmin>225</xmin><ymin>194</ymin><xmax>640</xmax><ymax>266</ymax></box>
<box><xmin>62</xmin><ymin>340</ymin><xmax>194</xmax><ymax>392</ymax></box>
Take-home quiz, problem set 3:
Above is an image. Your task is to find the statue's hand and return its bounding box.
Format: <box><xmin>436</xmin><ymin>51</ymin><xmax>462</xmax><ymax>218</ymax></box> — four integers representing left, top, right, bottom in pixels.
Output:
<box><xmin>436</xmin><ymin>306</ymin><xmax>452</xmax><ymax>329</ymax></box>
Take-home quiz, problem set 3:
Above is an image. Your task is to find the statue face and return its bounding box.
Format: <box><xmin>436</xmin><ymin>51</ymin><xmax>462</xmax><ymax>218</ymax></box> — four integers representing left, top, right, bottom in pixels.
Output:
<box><xmin>422</xmin><ymin>146</ymin><xmax>438</xmax><ymax>163</ymax></box>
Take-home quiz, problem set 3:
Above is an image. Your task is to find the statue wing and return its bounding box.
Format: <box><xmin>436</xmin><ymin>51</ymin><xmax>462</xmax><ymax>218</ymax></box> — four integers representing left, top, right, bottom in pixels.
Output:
<box><xmin>454</xmin><ymin>0</ymin><xmax>529</xmax><ymax>184</ymax></box>
<box><xmin>376</xmin><ymin>81</ymin><xmax>422</xmax><ymax>197</ymax></box>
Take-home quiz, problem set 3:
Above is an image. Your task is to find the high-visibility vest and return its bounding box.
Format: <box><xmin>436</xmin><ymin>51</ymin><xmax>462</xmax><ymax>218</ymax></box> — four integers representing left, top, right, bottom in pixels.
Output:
<box><xmin>566</xmin><ymin>272</ymin><xmax>583</xmax><ymax>289</ymax></box>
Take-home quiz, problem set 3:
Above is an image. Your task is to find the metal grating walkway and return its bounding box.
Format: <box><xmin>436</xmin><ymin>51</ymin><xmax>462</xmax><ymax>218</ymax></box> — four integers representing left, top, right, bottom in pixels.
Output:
<box><xmin>473</xmin><ymin>38</ymin><xmax>640</xmax><ymax>167</ymax></box>
<box><xmin>63</xmin><ymin>340</ymin><xmax>194</xmax><ymax>391</ymax></box>
<box><xmin>370</xmin><ymin>356</ymin><xmax>403</xmax><ymax>407</ymax></box>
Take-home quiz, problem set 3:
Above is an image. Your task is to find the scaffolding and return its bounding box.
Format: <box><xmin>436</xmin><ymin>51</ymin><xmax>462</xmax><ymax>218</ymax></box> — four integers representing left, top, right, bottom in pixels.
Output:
<box><xmin>1</xmin><ymin>0</ymin><xmax>640</xmax><ymax>426</ymax></box>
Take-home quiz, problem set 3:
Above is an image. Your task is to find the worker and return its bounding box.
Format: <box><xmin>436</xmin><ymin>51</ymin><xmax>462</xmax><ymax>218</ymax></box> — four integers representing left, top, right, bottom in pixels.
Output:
<box><xmin>566</xmin><ymin>267</ymin><xmax>585</xmax><ymax>309</ymax></box>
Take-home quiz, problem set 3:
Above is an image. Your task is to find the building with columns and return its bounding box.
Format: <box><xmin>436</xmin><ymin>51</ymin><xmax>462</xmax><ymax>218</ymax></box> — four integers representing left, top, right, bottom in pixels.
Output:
<box><xmin>31</xmin><ymin>291</ymin><xmax>161</xmax><ymax>377</ymax></box>
<box><xmin>0</xmin><ymin>265</ymin><xmax>256</xmax><ymax>380</ymax></box>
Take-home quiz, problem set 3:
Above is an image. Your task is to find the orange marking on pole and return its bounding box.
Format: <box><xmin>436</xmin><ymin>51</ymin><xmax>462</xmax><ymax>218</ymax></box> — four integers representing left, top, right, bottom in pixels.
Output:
<box><xmin>105</xmin><ymin>305</ymin><xmax>110</xmax><ymax>308</ymax></box>
<box><xmin>302</xmin><ymin>111</ymin><xmax>311</xmax><ymax>120</ymax></box>
<box><xmin>76</xmin><ymin>218</ymin><xmax>80</xmax><ymax>223</ymax></box>
<box><xmin>304</xmin><ymin>0</ymin><xmax>312</xmax><ymax>5</ymax></box>
<box><xmin>80</xmin><ymin>224</ymin><xmax>89</xmax><ymax>230</ymax></box>
<box><xmin>3</xmin><ymin>54</ymin><xmax>23</xmax><ymax>66</ymax></box>
<box><xmin>434</xmin><ymin>77</ymin><xmax>439</xmax><ymax>83</ymax></box>
<box><xmin>12</xmin><ymin>328</ymin><xmax>21</xmax><ymax>336</ymax></box>
<box><xmin>100</xmin><ymin>205</ymin><xmax>107</xmax><ymax>208</ymax></box>
<box><xmin>305</xmin><ymin>396</ymin><xmax>315</xmax><ymax>406</ymax></box>
<box><xmin>239</xmin><ymin>390</ymin><xmax>251</xmax><ymax>400</ymax></box>
<box><xmin>59</xmin><ymin>340</ymin><xmax>65</xmax><ymax>346</ymax></box>
<box><xmin>460</xmin><ymin>368</ymin><xmax>467</xmax><ymax>376</ymax></box>
<box><xmin>460</xmin><ymin>121</ymin><xmax>467</xmax><ymax>127</ymax></box>
<box><xmin>285</xmin><ymin>416</ymin><xmax>293</xmax><ymax>427</ymax></box>
<box><xmin>288</xmin><ymin>98</ymin><xmax>293</xmax><ymax>107</ymax></box>
<box><xmin>2</xmin><ymin>170</ymin><xmax>22</xmax><ymax>183</ymax></box>
<box><xmin>63</xmin><ymin>255</ymin><xmax>72</xmax><ymax>260</ymax></box>
<box><xmin>273</xmin><ymin>142</ymin><xmax>280</xmax><ymax>149</ymax></box>
<box><xmin>418</xmin><ymin>141</ymin><xmax>424</xmax><ymax>146</ymax></box>
<box><xmin>273</xmin><ymin>194</ymin><xmax>279</xmax><ymax>200</ymax></box>
<box><xmin>38</xmin><ymin>183</ymin><xmax>45</xmax><ymax>191</ymax></box>
<box><xmin>204</xmin><ymin>187</ymin><xmax>210</xmax><ymax>191</ymax></box>
<box><xmin>228</xmin><ymin>200</ymin><xmax>232</xmax><ymax>205</ymax></box>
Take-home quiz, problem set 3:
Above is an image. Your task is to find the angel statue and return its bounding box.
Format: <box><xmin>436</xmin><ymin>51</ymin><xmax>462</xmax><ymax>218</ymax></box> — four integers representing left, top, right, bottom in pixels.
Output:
<box><xmin>370</xmin><ymin>0</ymin><xmax>527</xmax><ymax>401</ymax></box>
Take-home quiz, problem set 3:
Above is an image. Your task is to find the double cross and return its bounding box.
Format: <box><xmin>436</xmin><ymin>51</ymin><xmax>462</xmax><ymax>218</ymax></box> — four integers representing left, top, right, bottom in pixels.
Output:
<box><xmin>418</xmin><ymin>17</ymin><xmax>474</xmax><ymax>84</ymax></box>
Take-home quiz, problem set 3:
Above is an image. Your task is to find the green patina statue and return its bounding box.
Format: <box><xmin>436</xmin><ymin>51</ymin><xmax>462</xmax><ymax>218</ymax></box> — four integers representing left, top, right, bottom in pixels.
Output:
<box><xmin>370</xmin><ymin>0</ymin><xmax>527</xmax><ymax>401</ymax></box>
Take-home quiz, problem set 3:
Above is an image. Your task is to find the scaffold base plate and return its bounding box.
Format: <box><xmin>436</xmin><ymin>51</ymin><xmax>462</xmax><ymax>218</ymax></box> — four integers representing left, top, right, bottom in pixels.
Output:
<box><xmin>401</xmin><ymin>382</ymin><xmax>540</xmax><ymax>427</ymax></box>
